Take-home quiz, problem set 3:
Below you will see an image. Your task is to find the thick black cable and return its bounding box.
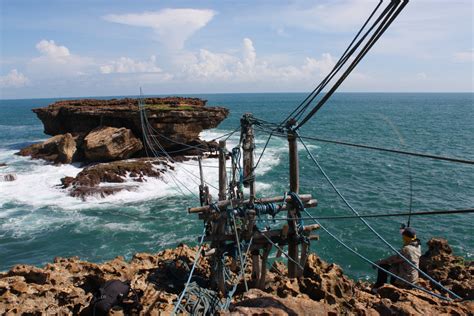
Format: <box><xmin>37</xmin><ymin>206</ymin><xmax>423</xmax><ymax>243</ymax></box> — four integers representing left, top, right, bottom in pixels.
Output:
<box><xmin>296</xmin><ymin>0</ymin><xmax>408</xmax><ymax>129</ymax></box>
<box><xmin>253</xmin><ymin>124</ymin><xmax>474</xmax><ymax>166</ymax></box>
<box><xmin>272</xmin><ymin>208</ymin><xmax>474</xmax><ymax>221</ymax></box>
<box><xmin>296</xmin><ymin>134</ymin><xmax>474</xmax><ymax>165</ymax></box>
<box><xmin>291</xmin><ymin>0</ymin><xmax>393</xmax><ymax>124</ymax></box>
<box><xmin>280</xmin><ymin>0</ymin><xmax>384</xmax><ymax>126</ymax></box>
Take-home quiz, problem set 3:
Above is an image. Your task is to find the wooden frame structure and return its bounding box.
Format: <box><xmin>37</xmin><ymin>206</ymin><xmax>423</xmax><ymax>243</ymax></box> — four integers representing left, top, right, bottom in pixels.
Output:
<box><xmin>188</xmin><ymin>114</ymin><xmax>319</xmax><ymax>292</ymax></box>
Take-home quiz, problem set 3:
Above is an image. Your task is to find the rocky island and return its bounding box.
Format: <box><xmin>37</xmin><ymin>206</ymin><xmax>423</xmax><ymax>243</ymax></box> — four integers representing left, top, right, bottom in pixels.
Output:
<box><xmin>17</xmin><ymin>97</ymin><xmax>229</xmax><ymax>198</ymax></box>
<box><xmin>0</xmin><ymin>238</ymin><xmax>472</xmax><ymax>315</ymax></box>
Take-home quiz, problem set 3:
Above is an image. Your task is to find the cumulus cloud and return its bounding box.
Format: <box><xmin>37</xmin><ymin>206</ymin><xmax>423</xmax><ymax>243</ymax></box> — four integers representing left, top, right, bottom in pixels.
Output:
<box><xmin>100</xmin><ymin>55</ymin><xmax>162</xmax><ymax>74</ymax></box>
<box><xmin>29</xmin><ymin>39</ymin><xmax>95</xmax><ymax>77</ymax></box>
<box><xmin>180</xmin><ymin>38</ymin><xmax>336</xmax><ymax>83</ymax></box>
<box><xmin>0</xmin><ymin>69</ymin><xmax>29</xmax><ymax>87</ymax></box>
<box><xmin>36</xmin><ymin>40</ymin><xmax>70</xmax><ymax>58</ymax></box>
<box><xmin>103</xmin><ymin>8</ymin><xmax>216</xmax><ymax>49</ymax></box>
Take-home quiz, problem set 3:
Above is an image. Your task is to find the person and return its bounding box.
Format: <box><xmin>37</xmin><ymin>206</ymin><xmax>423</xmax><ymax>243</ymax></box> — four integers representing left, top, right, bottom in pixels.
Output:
<box><xmin>373</xmin><ymin>227</ymin><xmax>421</xmax><ymax>289</ymax></box>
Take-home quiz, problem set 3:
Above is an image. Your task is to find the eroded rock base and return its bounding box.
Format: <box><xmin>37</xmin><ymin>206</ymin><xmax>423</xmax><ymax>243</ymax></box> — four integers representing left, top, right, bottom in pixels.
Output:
<box><xmin>0</xmin><ymin>238</ymin><xmax>472</xmax><ymax>315</ymax></box>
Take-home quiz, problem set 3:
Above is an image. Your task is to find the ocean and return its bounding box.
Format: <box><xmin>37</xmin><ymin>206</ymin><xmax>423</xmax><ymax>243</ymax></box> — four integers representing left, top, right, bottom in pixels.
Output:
<box><xmin>0</xmin><ymin>92</ymin><xmax>473</xmax><ymax>281</ymax></box>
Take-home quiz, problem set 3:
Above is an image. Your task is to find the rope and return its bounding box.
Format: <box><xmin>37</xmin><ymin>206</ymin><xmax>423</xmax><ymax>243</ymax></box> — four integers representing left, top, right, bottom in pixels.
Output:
<box><xmin>298</xmin><ymin>133</ymin><xmax>462</xmax><ymax>300</ymax></box>
<box><xmin>300</xmin><ymin>207</ymin><xmax>453</xmax><ymax>301</ymax></box>
<box><xmin>171</xmin><ymin>226</ymin><xmax>207</xmax><ymax>316</ymax></box>
<box><xmin>140</xmin><ymin>105</ymin><xmax>198</xmax><ymax>197</ymax></box>
<box><xmin>257</xmin><ymin>229</ymin><xmax>305</xmax><ymax>272</ymax></box>
<box><xmin>140</xmin><ymin>103</ymin><xmax>217</xmax><ymax>194</ymax></box>
<box><xmin>138</xmin><ymin>97</ymin><xmax>196</xmax><ymax>197</ymax></box>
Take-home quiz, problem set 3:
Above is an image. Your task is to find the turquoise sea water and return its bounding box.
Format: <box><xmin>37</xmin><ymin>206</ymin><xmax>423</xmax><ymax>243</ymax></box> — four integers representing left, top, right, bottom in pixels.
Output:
<box><xmin>0</xmin><ymin>93</ymin><xmax>473</xmax><ymax>281</ymax></box>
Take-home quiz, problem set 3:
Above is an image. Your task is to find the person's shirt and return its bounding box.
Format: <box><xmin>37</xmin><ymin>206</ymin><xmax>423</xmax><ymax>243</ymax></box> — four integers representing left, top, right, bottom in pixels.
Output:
<box><xmin>397</xmin><ymin>239</ymin><xmax>422</xmax><ymax>284</ymax></box>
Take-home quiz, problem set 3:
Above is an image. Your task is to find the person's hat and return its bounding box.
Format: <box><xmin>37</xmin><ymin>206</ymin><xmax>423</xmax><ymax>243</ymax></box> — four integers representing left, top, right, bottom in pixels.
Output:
<box><xmin>402</xmin><ymin>227</ymin><xmax>416</xmax><ymax>238</ymax></box>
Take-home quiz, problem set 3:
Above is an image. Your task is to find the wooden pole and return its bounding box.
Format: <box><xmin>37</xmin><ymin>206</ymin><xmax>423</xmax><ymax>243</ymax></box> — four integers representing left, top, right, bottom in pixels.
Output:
<box><xmin>287</xmin><ymin>130</ymin><xmax>299</xmax><ymax>278</ymax></box>
<box><xmin>189</xmin><ymin>194</ymin><xmax>314</xmax><ymax>214</ymax></box>
<box><xmin>218</xmin><ymin>140</ymin><xmax>227</xmax><ymax>201</ymax></box>
<box><xmin>242</xmin><ymin>114</ymin><xmax>256</xmax><ymax>203</ymax></box>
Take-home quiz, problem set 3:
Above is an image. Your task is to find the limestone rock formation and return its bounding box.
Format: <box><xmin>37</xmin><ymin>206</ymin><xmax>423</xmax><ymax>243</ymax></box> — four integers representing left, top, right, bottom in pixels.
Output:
<box><xmin>19</xmin><ymin>97</ymin><xmax>228</xmax><ymax>165</ymax></box>
<box><xmin>18</xmin><ymin>133</ymin><xmax>77</xmax><ymax>164</ymax></box>
<box><xmin>83</xmin><ymin>127</ymin><xmax>143</xmax><ymax>162</ymax></box>
<box><xmin>32</xmin><ymin>97</ymin><xmax>228</xmax><ymax>150</ymax></box>
<box><xmin>0</xmin><ymin>239</ymin><xmax>472</xmax><ymax>315</ymax></box>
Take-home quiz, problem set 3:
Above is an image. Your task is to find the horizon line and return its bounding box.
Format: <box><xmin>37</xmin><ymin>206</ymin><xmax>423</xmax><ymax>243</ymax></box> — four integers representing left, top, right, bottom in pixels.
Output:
<box><xmin>1</xmin><ymin>91</ymin><xmax>473</xmax><ymax>101</ymax></box>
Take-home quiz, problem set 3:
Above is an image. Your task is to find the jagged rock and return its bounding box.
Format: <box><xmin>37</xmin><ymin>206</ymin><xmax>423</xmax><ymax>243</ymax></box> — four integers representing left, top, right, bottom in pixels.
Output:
<box><xmin>0</xmin><ymin>239</ymin><xmax>471</xmax><ymax>315</ymax></box>
<box><xmin>420</xmin><ymin>237</ymin><xmax>473</xmax><ymax>300</ymax></box>
<box><xmin>300</xmin><ymin>254</ymin><xmax>355</xmax><ymax>305</ymax></box>
<box><xmin>0</xmin><ymin>173</ymin><xmax>17</xmax><ymax>182</ymax></box>
<box><xmin>228</xmin><ymin>288</ymin><xmax>338</xmax><ymax>315</ymax></box>
<box><xmin>60</xmin><ymin>158</ymin><xmax>170</xmax><ymax>198</ymax></box>
<box><xmin>83</xmin><ymin>127</ymin><xmax>142</xmax><ymax>162</ymax></box>
<box><xmin>18</xmin><ymin>133</ymin><xmax>77</xmax><ymax>164</ymax></box>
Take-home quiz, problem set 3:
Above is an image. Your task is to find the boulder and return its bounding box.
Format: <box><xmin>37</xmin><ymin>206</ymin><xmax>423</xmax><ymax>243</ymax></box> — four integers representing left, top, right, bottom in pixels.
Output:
<box><xmin>60</xmin><ymin>158</ymin><xmax>170</xmax><ymax>199</ymax></box>
<box><xmin>420</xmin><ymin>238</ymin><xmax>473</xmax><ymax>300</ymax></box>
<box><xmin>83</xmin><ymin>127</ymin><xmax>143</xmax><ymax>162</ymax></box>
<box><xmin>0</xmin><ymin>163</ymin><xmax>6</xmax><ymax>167</ymax></box>
<box><xmin>17</xmin><ymin>133</ymin><xmax>76</xmax><ymax>164</ymax></box>
<box><xmin>0</xmin><ymin>173</ymin><xmax>17</xmax><ymax>182</ymax></box>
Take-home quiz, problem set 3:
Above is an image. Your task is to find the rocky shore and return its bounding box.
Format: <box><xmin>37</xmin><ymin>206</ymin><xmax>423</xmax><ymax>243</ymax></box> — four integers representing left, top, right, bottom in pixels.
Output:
<box><xmin>16</xmin><ymin>97</ymin><xmax>228</xmax><ymax>197</ymax></box>
<box><xmin>1</xmin><ymin>238</ymin><xmax>472</xmax><ymax>315</ymax></box>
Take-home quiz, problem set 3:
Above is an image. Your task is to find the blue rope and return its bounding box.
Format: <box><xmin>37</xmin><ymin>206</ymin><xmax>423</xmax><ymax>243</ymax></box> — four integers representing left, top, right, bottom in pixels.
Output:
<box><xmin>171</xmin><ymin>226</ymin><xmax>207</xmax><ymax>316</ymax></box>
<box><xmin>297</xmin><ymin>132</ymin><xmax>461</xmax><ymax>300</ymax></box>
<box><xmin>300</xmin><ymin>207</ymin><xmax>452</xmax><ymax>301</ymax></box>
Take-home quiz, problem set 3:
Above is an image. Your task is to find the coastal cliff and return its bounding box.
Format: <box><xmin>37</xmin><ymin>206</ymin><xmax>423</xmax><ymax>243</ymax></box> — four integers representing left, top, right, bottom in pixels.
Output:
<box><xmin>19</xmin><ymin>97</ymin><xmax>229</xmax><ymax>163</ymax></box>
<box><xmin>0</xmin><ymin>238</ymin><xmax>471</xmax><ymax>315</ymax></box>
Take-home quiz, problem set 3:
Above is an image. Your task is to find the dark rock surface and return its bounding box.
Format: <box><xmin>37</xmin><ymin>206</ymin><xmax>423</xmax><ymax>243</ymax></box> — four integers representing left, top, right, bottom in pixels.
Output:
<box><xmin>60</xmin><ymin>158</ymin><xmax>172</xmax><ymax>199</ymax></box>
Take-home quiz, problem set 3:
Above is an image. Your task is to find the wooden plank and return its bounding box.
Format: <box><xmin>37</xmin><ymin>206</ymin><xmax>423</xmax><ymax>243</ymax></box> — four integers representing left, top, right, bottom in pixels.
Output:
<box><xmin>189</xmin><ymin>194</ymin><xmax>313</xmax><ymax>213</ymax></box>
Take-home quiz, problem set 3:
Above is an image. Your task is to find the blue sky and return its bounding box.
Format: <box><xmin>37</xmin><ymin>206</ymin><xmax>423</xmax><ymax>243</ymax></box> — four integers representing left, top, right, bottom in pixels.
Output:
<box><xmin>0</xmin><ymin>0</ymin><xmax>473</xmax><ymax>99</ymax></box>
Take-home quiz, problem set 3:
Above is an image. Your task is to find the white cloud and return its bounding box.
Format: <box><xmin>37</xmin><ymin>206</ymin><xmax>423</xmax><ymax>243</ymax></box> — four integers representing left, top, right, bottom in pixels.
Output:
<box><xmin>103</xmin><ymin>8</ymin><xmax>216</xmax><ymax>50</ymax></box>
<box><xmin>29</xmin><ymin>39</ymin><xmax>96</xmax><ymax>78</ymax></box>
<box><xmin>100</xmin><ymin>55</ymin><xmax>162</xmax><ymax>74</ymax></box>
<box><xmin>180</xmin><ymin>38</ymin><xmax>336</xmax><ymax>83</ymax></box>
<box><xmin>453</xmin><ymin>49</ymin><xmax>474</xmax><ymax>62</ymax></box>
<box><xmin>36</xmin><ymin>40</ymin><xmax>70</xmax><ymax>58</ymax></box>
<box><xmin>0</xmin><ymin>69</ymin><xmax>29</xmax><ymax>87</ymax></box>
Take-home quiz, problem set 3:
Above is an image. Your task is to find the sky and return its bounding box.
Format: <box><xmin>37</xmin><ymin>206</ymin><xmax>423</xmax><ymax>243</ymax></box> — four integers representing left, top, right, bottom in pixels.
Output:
<box><xmin>0</xmin><ymin>0</ymin><xmax>473</xmax><ymax>99</ymax></box>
